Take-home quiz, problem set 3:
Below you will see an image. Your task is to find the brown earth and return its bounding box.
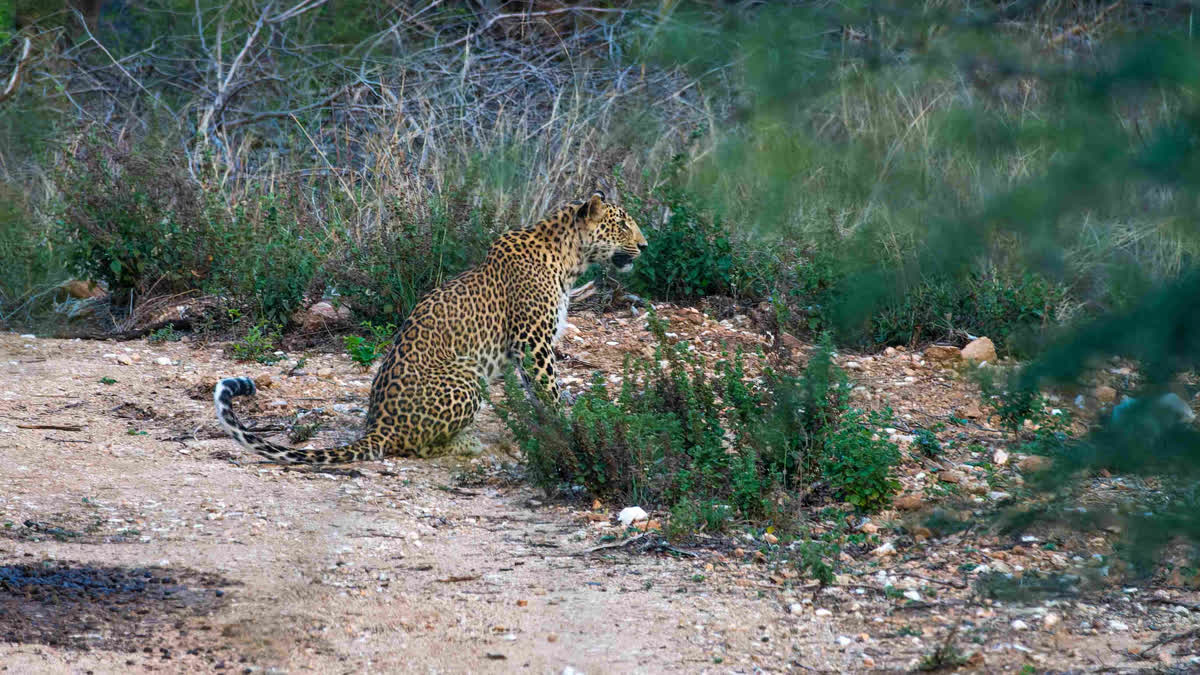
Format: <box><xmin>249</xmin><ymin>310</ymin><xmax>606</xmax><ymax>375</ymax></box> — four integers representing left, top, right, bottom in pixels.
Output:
<box><xmin>0</xmin><ymin>307</ymin><xmax>1197</xmax><ymax>673</ymax></box>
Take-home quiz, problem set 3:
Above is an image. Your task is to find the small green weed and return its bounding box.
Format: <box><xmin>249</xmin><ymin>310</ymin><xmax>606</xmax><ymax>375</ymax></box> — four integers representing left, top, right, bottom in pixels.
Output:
<box><xmin>147</xmin><ymin>325</ymin><xmax>183</xmax><ymax>343</ymax></box>
<box><xmin>228</xmin><ymin>322</ymin><xmax>283</xmax><ymax>364</ymax></box>
<box><xmin>344</xmin><ymin>321</ymin><xmax>396</xmax><ymax>368</ymax></box>
<box><xmin>98</xmin><ymin>377</ymin><xmax>116</xmax><ymax>385</ymax></box>
<box><xmin>914</xmin><ymin>427</ymin><xmax>942</xmax><ymax>458</ymax></box>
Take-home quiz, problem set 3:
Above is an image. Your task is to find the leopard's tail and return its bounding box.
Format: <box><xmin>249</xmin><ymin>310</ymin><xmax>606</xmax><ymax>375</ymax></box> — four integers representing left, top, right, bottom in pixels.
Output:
<box><xmin>213</xmin><ymin>377</ymin><xmax>386</xmax><ymax>464</ymax></box>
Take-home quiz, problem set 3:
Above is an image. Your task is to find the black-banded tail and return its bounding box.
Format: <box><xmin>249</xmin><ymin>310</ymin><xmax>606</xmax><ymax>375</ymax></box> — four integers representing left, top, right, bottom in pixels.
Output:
<box><xmin>213</xmin><ymin>377</ymin><xmax>384</xmax><ymax>464</ymax></box>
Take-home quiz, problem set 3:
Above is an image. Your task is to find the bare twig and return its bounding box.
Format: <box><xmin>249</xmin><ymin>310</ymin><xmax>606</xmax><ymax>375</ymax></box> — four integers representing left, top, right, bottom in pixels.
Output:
<box><xmin>1138</xmin><ymin>627</ymin><xmax>1199</xmax><ymax>658</ymax></box>
<box><xmin>17</xmin><ymin>424</ymin><xmax>84</xmax><ymax>431</ymax></box>
<box><xmin>198</xmin><ymin>2</ymin><xmax>274</xmax><ymax>140</ymax></box>
<box><xmin>0</xmin><ymin>37</ymin><xmax>34</xmax><ymax>104</ymax></box>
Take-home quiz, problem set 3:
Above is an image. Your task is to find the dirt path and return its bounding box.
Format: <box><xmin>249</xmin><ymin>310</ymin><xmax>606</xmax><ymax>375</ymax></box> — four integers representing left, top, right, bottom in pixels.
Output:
<box><xmin>0</xmin><ymin>325</ymin><xmax>1197</xmax><ymax>674</ymax></box>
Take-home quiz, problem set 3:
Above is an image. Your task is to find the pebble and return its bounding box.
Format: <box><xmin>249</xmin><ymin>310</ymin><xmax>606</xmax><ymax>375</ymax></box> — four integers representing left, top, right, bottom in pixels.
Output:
<box><xmin>903</xmin><ymin>590</ymin><xmax>921</xmax><ymax>602</ymax></box>
<box><xmin>939</xmin><ymin>470</ymin><xmax>963</xmax><ymax>484</ymax></box>
<box><xmin>1109</xmin><ymin>619</ymin><xmax>1129</xmax><ymax>631</ymax></box>
<box><xmin>1043</xmin><ymin>613</ymin><xmax>1061</xmax><ymax>630</ymax></box>
<box><xmin>116</xmin><ymin>354</ymin><xmax>134</xmax><ymax>365</ymax></box>
<box><xmin>871</xmin><ymin>542</ymin><xmax>896</xmax><ymax>557</ymax></box>
<box><xmin>789</xmin><ymin>603</ymin><xmax>804</xmax><ymax>615</ymax></box>
<box><xmin>155</xmin><ymin>357</ymin><xmax>172</xmax><ymax>366</ymax></box>
<box><xmin>994</xmin><ymin>449</ymin><xmax>1010</xmax><ymax>466</ymax></box>
<box><xmin>814</xmin><ymin>608</ymin><xmax>832</xmax><ymax>617</ymax></box>
<box><xmin>19</xmin><ymin>334</ymin><xmax>35</xmax><ymax>339</ymax></box>
<box><xmin>835</xmin><ymin>636</ymin><xmax>853</xmax><ymax>647</ymax></box>
<box><xmin>1011</xmin><ymin>620</ymin><xmax>1030</xmax><ymax>631</ymax></box>
<box><xmin>617</xmin><ymin>506</ymin><xmax>648</xmax><ymax>527</ymax></box>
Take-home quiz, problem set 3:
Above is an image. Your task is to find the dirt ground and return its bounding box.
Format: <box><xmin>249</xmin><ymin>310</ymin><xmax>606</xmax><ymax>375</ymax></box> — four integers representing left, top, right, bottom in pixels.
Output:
<box><xmin>0</xmin><ymin>308</ymin><xmax>1197</xmax><ymax>674</ymax></box>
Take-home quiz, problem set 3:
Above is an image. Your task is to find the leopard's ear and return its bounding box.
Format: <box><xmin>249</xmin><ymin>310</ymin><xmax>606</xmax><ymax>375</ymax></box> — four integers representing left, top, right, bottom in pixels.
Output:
<box><xmin>576</xmin><ymin>191</ymin><xmax>606</xmax><ymax>223</ymax></box>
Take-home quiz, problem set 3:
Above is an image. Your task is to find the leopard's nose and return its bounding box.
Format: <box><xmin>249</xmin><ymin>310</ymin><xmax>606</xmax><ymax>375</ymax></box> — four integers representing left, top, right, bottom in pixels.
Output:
<box><xmin>638</xmin><ymin>242</ymin><xmax>648</xmax><ymax>251</ymax></box>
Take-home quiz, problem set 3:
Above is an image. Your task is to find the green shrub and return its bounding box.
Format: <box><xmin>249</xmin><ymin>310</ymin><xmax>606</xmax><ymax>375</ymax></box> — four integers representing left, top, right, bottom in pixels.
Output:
<box><xmin>625</xmin><ymin>186</ymin><xmax>746</xmax><ymax>301</ymax></box>
<box><xmin>0</xmin><ymin>184</ymin><xmax>61</xmax><ymax>311</ymax></box>
<box><xmin>205</xmin><ymin>193</ymin><xmax>322</xmax><ymax>327</ymax></box>
<box><xmin>496</xmin><ymin>313</ymin><xmax>901</xmax><ymax>542</ymax></box>
<box><xmin>55</xmin><ymin>137</ymin><xmax>206</xmax><ymax>302</ymax></box>
<box><xmin>821</xmin><ymin>409</ymin><xmax>901</xmax><ymax>512</ymax></box>
<box><xmin>331</xmin><ymin>190</ymin><xmax>497</xmax><ymax>322</ymax></box>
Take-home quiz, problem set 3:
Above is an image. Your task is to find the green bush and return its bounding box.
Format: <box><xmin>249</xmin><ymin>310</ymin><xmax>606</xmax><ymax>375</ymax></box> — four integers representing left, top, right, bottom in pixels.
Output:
<box><xmin>331</xmin><ymin>190</ymin><xmax>497</xmax><ymax>323</ymax></box>
<box><xmin>55</xmin><ymin>138</ymin><xmax>205</xmax><ymax>302</ymax></box>
<box><xmin>821</xmin><ymin>409</ymin><xmax>900</xmax><ymax>512</ymax></box>
<box><xmin>205</xmin><ymin>193</ymin><xmax>322</xmax><ymax>327</ymax></box>
<box><xmin>625</xmin><ymin>186</ymin><xmax>746</xmax><ymax>302</ymax></box>
<box><xmin>0</xmin><ymin>184</ymin><xmax>61</xmax><ymax>311</ymax></box>
<box><xmin>496</xmin><ymin>313</ymin><xmax>901</xmax><ymax>541</ymax></box>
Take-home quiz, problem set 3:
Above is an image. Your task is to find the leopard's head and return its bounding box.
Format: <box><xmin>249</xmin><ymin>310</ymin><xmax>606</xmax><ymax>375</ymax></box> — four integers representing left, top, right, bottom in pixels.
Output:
<box><xmin>575</xmin><ymin>191</ymin><xmax>647</xmax><ymax>272</ymax></box>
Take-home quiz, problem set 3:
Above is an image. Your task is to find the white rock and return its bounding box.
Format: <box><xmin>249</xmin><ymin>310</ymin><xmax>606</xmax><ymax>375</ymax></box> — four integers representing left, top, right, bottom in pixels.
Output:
<box><xmin>835</xmin><ymin>636</ymin><xmax>853</xmax><ymax>647</ymax></box>
<box><xmin>789</xmin><ymin>603</ymin><xmax>804</xmax><ymax>615</ymax></box>
<box><xmin>617</xmin><ymin>506</ymin><xmax>649</xmax><ymax>527</ymax></box>
<box><xmin>903</xmin><ymin>590</ymin><xmax>922</xmax><ymax>602</ymax></box>
<box><xmin>154</xmin><ymin>357</ymin><xmax>172</xmax><ymax>366</ymax></box>
<box><xmin>871</xmin><ymin>542</ymin><xmax>896</xmax><ymax>557</ymax></box>
<box><xmin>1011</xmin><ymin>619</ymin><xmax>1029</xmax><ymax>631</ymax></box>
<box><xmin>1109</xmin><ymin>619</ymin><xmax>1129</xmax><ymax>631</ymax></box>
<box><xmin>994</xmin><ymin>449</ymin><xmax>1010</xmax><ymax>466</ymax></box>
<box><xmin>814</xmin><ymin>608</ymin><xmax>832</xmax><ymax>617</ymax></box>
<box><xmin>19</xmin><ymin>334</ymin><xmax>35</xmax><ymax>339</ymax></box>
<box><xmin>1043</xmin><ymin>613</ymin><xmax>1061</xmax><ymax>630</ymax></box>
<box><xmin>987</xmin><ymin>491</ymin><xmax>1012</xmax><ymax>501</ymax></box>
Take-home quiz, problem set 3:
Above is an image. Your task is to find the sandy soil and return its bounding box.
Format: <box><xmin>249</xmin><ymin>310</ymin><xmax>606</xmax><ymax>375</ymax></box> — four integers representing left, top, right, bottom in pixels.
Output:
<box><xmin>0</xmin><ymin>311</ymin><xmax>1197</xmax><ymax>674</ymax></box>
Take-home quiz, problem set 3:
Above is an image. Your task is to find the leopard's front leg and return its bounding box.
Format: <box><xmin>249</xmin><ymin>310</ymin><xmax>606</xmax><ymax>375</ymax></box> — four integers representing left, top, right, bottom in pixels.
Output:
<box><xmin>511</xmin><ymin>334</ymin><xmax>562</xmax><ymax>405</ymax></box>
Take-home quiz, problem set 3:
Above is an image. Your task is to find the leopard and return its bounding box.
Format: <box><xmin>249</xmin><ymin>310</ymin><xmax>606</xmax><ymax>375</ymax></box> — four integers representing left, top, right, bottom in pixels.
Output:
<box><xmin>213</xmin><ymin>191</ymin><xmax>647</xmax><ymax>464</ymax></box>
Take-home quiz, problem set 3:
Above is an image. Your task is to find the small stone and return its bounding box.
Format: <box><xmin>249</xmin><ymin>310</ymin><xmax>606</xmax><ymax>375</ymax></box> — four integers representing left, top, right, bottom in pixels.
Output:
<box><xmin>884</xmin><ymin>347</ymin><xmax>897</xmax><ymax>357</ymax></box>
<box><xmin>617</xmin><ymin>506</ymin><xmax>649</xmax><ymax>527</ymax></box>
<box><xmin>116</xmin><ymin>354</ymin><xmax>133</xmax><ymax>365</ymax></box>
<box><xmin>61</xmin><ymin>279</ymin><xmax>105</xmax><ymax>299</ymax></box>
<box><xmin>994</xmin><ymin>449</ymin><xmax>1010</xmax><ymax>466</ymax></box>
<box><xmin>1043</xmin><ymin>613</ymin><xmax>1061</xmax><ymax>630</ymax></box>
<box><xmin>814</xmin><ymin>608</ymin><xmax>832</xmax><ymax>617</ymax></box>
<box><xmin>155</xmin><ymin>357</ymin><xmax>172</xmax><ymax>366</ymax></box>
<box><xmin>894</xmin><ymin>495</ymin><xmax>924</xmax><ymax>511</ymax></box>
<box><xmin>291</xmin><ymin>301</ymin><xmax>353</xmax><ymax>332</ymax></box>
<box><xmin>789</xmin><ymin>603</ymin><xmax>804</xmax><ymax>615</ymax></box>
<box><xmin>763</xmin><ymin>532</ymin><xmax>778</xmax><ymax>544</ymax></box>
<box><xmin>924</xmin><ymin>345</ymin><xmax>963</xmax><ymax>364</ymax></box>
<box><xmin>845</xmin><ymin>361</ymin><xmax>862</xmax><ymax>370</ymax></box>
<box><xmin>1011</xmin><ymin>619</ymin><xmax>1029</xmax><ymax>631</ymax></box>
<box><xmin>860</xmin><ymin>522</ymin><xmax>879</xmax><ymax>535</ymax></box>
<box><xmin>862</xmin><ymin>656</ymin><xmax>876</xmax><ymax>669</ymax></box>
<box><xmin>835</xmin><ymin>636</ymin><xmax>853</xmax><ymax>647</ymax></box>
<box><xmin>939</xmin><ymin>470</ymin><xmax>964</xmax><ymax>484</ymax></box>
<box><xmin>903</xmin><ymin>590</ymin><xmax>921</xmax><ymax>602</ymax></box>
<box><xmin>871</xmin><ymin>542</ymin><xmax>896</xmax><ymax>557</ymax></box>
<box><xmin>961</xmin><ymin>337</ymin><xmax>997</xmax><ymax>364</ymax></box>
<box><xmin>547</xmin><ymin>633</ymin><xmax>558</xmax><ymax>643</ymax></box>
<box><xmin>1018</xmin><ymin>455</ymin><xmax>1051</xmax><ymax>473</ymax></box>
<box><xmin>253</xmin><ymin>374</ymin><xmax>273</xmax><ymax>389</ymax></box>
<box><xmin>987</xmin><ymin>491</ymin><xmax>1012</xmax><ymax>501</ymax></box>
<box><xmin>317</xmin><ymin>367</ymin><xmax>334</xmax><ymax>377</ymax></box>
<box><xmin>1109</xmin><ymin>619</ymin><xmax>1129</xmax><ymax>631</ymax></box>
<box><xmin>1093</xmin><ymin>385</ymin><xmax>1118</xmax><ymax>404</ymax></box>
